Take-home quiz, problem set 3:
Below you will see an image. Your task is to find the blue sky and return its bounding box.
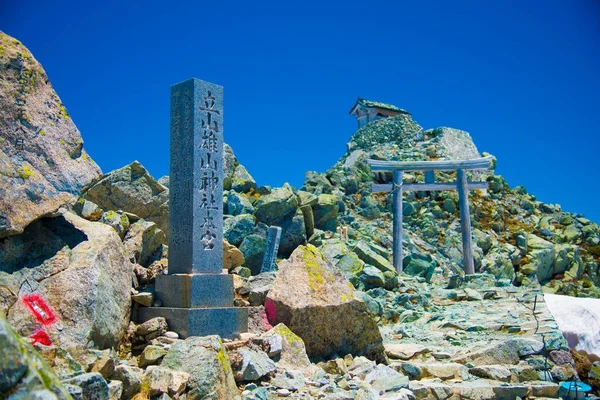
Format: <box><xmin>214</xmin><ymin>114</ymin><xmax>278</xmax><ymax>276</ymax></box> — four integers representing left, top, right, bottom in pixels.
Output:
<box><xmin>2</xmin><ymin>1</ymin><xmax>600</xmax><ymax>222</ymax></box>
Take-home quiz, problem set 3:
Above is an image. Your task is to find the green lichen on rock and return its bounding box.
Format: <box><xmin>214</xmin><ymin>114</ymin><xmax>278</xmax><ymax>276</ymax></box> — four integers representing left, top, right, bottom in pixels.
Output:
<box><xmin>17</xmin><ymin>164</ymin><xmax>33</xmax><ymax>179</ymax></box>
<box><xmin>0</xmin><ymin>316</ymin><xmax>71</xmax><ymax>397</ymax></box>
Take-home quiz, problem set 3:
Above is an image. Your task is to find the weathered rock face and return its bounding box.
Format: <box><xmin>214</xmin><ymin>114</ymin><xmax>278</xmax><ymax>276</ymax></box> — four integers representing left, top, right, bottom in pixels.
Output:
<box><xmin>265</xmin><ymin>244</ymin><xmax>385</xmax><ymax>362</ymax></box>
<box><xmin>82</xmin><ymin>161</ymin><xmax>169</xmax><ymax>237</ymax></box>
<box><xmin>0</xmin><ymin>32</ymin><xmax>101</xmax><ymax>238</ymax></box>
<box><xmin>0</xmin><ymin>315</ymin><xmax>71</xmax><ymax>397</ymax></box>
<box><xmin>161</xmin><ymin>335</ymin><xmax>239</xmax><ymax>400</ymax></box>
<box><xmin>0</xmin><ymin>211</ymin><xmax>131</xmax><ymax>349</ymax></box>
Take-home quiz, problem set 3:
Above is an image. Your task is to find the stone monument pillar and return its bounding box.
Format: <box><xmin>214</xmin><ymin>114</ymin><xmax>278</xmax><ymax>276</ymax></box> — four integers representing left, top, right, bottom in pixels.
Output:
<box><xmin>138</xmin><ymin>78</ymin><xmax>247</xmax><ymax>339</ymax></box>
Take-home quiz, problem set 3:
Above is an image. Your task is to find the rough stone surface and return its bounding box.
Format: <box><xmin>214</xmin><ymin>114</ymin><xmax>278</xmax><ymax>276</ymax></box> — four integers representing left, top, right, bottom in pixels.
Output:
<box><xmin>233</xmin><ymin>349</ymin><xmax>277</xmax><ymax>382</ymax></box>
<box><xmin>62</xmin><ymin>372</ymin><xmax>110</xmax><ymax>400</ymax></box>
<box><xmin>111</xmin><ymin>364</ymin><xmax>142</xmax><ymax>400</ymax></box>
<box><xmin>261</xmin><ymin>323</ymin><xmax>311</xmax><ymax>371</ymax></box>
<box><xmin>265</xmin><ymin>244</ymin><xmax>385</xmax><ymax>362</ymax></box>
<box><xmin>141</xmin><ymin>366</ymin><xmax>190</xmax><ymax>397</ymax></box>
<box><xmin>0</xmin><ymin>315</ymin><xmax>71</xmax><ymax>396</ymax></box>
<box><xmin>82</xmin><ymin>161</ymin><xmax>169</xmax><ymax>237</ymax></box>
<box><xmin>0</xmin><ymin>32</ymin><xmax>101</xmax><ymax>238</ymax></box>
<box><xmin>239</xmin><ymin>272</ymin><xmax>277</xmax><ymax>306</ymax></box>
<box><xmin>0</xmin><ymin>211</ymin><xmax>131</xmax><ymax>348</ymax></box>
<box><xmin>122</xmin><ymin>219</ymin><xmax>166</xmax><ymax>267</ymax></box>
<box><xmin>160</xmin><ymin>335</ymin><xmax>238</xmax><ymax>400</ymax></box>
<box><xmin>224</xmin><ymin>239</ymin><xmax>245</xmax><ymax>270</ymax></box>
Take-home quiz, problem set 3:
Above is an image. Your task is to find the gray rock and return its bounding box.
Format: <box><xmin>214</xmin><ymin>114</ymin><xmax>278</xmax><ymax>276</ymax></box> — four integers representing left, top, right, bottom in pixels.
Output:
<box><xmin>227</xmin><ymin>192</ymin><xmax>255</xmax><ymax>216</ymax></box>
<box><xmin>239</xmin><ymin>234</ymin><xmax>267</xmax><ymax>275</ymax></box>
<box><xmin>266</xmin><ymin>245</ymin><xmax>386</xmax><ymax>362</ymax></box>
<box><xmin>469</xmin><ymin>365</ymin><xmax>512</xmax><ymax>382</ymax></box>
<box><xmin>278</xmin><ymin>211</ymin><xmax>307</xmax><ymax>257</ymax></box>
<box><xmin>99</xmin><ymin>210</ymin><xmax>130</xmax><ymax>240</ymax></box>
<box><xmin>157</xmin><ymin>175</ymin><xmax>169</xmax><ymax>188</ymax></box>
<box><xmin>353</xmin><ymin>242</ymin><xmax>394</xmax><ymax>274</ymax></box>
<box><xmin>233</xmin><ymin>349</ymin><xmax>277</xmax><ymax>382</ymax></box>
<box><xmin>122</xmin><ymin>219</ymin><xmax>166</xmax><ymax>267</ymax></box>
<box><xmin>141</xmin><ymin>366</ymin><xmax>190</xmax><ymax>397</ymax></box>
<box><xmin>313</xmin><ymin>194</ymin><xmax>339</xmax><ymax>232</ymax></box>
<box><xmin>62</xmin><ymin>372</ymin><xmax>109</xmax><ymax>400</ymax></box>
<box><xmin>239</xmin><ymin>272</ymin><xmax>277</xmax><ymax>306</ymax></box>
<box><xmin>0</xmin><ymin>212</ymin><xmax>131</xmax><ymax>349</ymax></box>
<box><xmin>0</xmin><ymin>32</ymin><xmax>101</xmax><ymax>239</ymax></box>
<box><xmin>254</xmin><ymin>184</ymin><xmax>298</xmax><ymax>226</ymax></box>
<box><xmin>107</xmin><ymin>380</ymin><xmax>123</xmax><ymax>400</ymax></box>
<box><xmin>139</xmin><ymin>345</ymin><xmax>168</xmax><ymax>368</ymax></box>
<box><xmin>270</xmin><ymin>370</ymin><xmax>306</xmax><ymax>391</ymax></box>
<box><xmin>82</xmin><ymin>161</ymin><xmax>169</xmax><ymax>238</ymax></box>
<box><xmin>260</xmin><ymin>323</ymin><xmax>311</xmax><ymax>371</ymax></box>
<box><xmin>231</xmin><ymin>165</ymin><xmax>257</xmax><ymax>193</ymax></box>
<box><xmin>0</xmin><ymin>316</ymin><xmax>68</xmax><ymax>397</ymax></box>
<box><xmin>224</xmin><ymin>214</ymin><xmax>256</xmax><ymax>247</ymax></box>
<box><xmin>160</xmin><ymin>335</ymin><xmax>238</xmax><ymax>400</ymax></box>
<box><xmin>111</xmin><ymin>364</ymin><xmax>142</xmax><ymax>400</ymax></box>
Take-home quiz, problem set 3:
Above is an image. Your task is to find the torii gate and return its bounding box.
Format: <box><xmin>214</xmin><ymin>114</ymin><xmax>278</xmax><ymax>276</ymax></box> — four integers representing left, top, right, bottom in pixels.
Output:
<box><xmin>367</xmin><ymin>156</ymin><xmax>494</xmax><ymax>274</ymax></box>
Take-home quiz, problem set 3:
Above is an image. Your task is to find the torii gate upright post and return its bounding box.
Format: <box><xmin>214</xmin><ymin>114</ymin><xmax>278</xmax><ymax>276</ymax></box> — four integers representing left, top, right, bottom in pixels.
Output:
<box><xmin>368</xmin><ymin>157</ymin><xmax>494</xmax><ymax>275</ymax></box>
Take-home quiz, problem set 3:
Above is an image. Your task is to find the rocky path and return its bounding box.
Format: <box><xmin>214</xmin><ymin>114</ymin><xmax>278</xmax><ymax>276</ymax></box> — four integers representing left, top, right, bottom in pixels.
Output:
<box><xmin>378</xmin><ymin>276</ymin><xmax>571</xmax><ymax>399</ymax></box>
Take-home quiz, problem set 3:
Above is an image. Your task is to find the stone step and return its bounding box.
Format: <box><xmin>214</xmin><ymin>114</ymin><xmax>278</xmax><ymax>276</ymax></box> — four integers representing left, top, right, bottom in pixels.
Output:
<box><xmin>409</xmin><ymin>379</ymin><xmax>560</xmax><ymax>400</ymax></box>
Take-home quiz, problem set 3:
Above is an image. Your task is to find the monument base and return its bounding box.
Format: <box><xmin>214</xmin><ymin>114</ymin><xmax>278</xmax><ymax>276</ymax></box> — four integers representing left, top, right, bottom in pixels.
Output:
<box><xmin>138</xmin><ymin>306</ymin><xmax>247</xmax><ymax>339</ymax></box>
<box><xmin>156</xmin><ymin>273</ymin><xmax>234</xmax><ymax>308</ymax></box>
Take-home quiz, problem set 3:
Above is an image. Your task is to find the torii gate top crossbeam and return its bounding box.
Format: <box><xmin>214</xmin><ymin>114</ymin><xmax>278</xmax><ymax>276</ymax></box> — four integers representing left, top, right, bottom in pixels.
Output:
<box><xmin>367</xmin><ymin>156</ymin><xmax>494</xmax><ymax>172</ymax></box>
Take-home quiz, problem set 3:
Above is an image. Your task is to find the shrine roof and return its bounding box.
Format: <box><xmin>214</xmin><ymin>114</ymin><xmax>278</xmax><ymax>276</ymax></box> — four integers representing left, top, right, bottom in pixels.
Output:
<box><xmin>349</xmin><ymin>98</ymin><xmax>410</xmax><ymax>115</ymax></box>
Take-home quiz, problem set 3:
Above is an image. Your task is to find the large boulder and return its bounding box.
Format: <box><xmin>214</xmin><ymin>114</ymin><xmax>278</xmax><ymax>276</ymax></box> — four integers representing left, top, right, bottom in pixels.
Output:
<box><xmin>424</xmin><ymin>127</ymin><xmax>481</xmax><ymax>161</ymax></box>
<box><xmin>265</xmin><ymin>244</ymin><xmax>385</xmax><ymax>362</ymax></box>
<box><xmin>122</xmin><ymin>219</ymin><xmax>166</xmax><ymax>267</ymax></box>
<box><xmin>0</xmin><ymin>211</ymin><xmax>131</xmax><ymax>349</ymax></box>
<box><xmin>82</xmin><ymin>161</ymin><xmax>170</xmax><ymax>237</ymax></box>
<box><xmin>278</xmin><ymin>210</ymin><xmax>307</xmax><ymax>257</ymax></box>
<box><xmin>312</xmin><ymin>194</ymin><xmax>339</xmax><ymax>232</ymax></box>
<box><xmin>161</xmin><ymin>335</ymin><xmax>239</xmax><ymax>399</ymax></box>
<box><xmin>254</xmin><ymin>184</ymin><xmax>298</xmax><ymax>226</ymax></box>
<box><xmin>0</xmin><ymin>315</ymin><xmax>71</xmax><ymax>397</ymax></box>
<box><xmin>0</xmin><ymin>32</ymin><xmax>101</xmax><ymax>238</ymax></box>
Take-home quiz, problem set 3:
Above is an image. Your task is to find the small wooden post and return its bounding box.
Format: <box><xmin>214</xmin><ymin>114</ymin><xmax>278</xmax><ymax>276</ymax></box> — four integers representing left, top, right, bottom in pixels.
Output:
<box><xmin>425</xmin><ymin>171</ymin><xmax>435</xmax><ymax>184</ymax></box>
<box><xmin>457</xmin><ymin>169</ymin><xmax>475</xmax><ymax>274</ymax></box>
<box><xmin>392</xmin><ymin>170</ymin><xmax>403</xmax><ymax>273</ymax></box>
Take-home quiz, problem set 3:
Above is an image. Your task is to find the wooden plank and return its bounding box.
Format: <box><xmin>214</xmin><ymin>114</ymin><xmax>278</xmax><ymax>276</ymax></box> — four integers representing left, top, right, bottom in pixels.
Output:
<box><xmin>367</xmin><ymin>156</ymin><xmax>494</xmax><ymax>172</ymax></box>
<box><xmin>457</xmin><ymin>169</ymin><xmax>475</xmax><ymax>274</ymax></box>
<box><xmin>372</xmin><ymin>181</ymin><xmax>488</xmax><ymax>193</ymax></box>
<box><xmin>392</xmin><ymin>171</ymin><xmax>403</xmax><ymax>273</ymax></box>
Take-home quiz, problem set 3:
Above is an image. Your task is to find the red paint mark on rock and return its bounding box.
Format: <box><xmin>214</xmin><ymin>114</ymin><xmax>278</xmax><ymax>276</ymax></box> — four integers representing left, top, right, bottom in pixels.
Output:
<box><xmin>30</xmin><ymin>329</ymin><xmax>52</xmax><ymax>346</ymax></box>
<box><xmin>264</xmin><ymin>298</ymin><xmax>276</xmax><ymax>325</ymax></box>
<box><xmin>22</xmin><ymin>293</ymin><xmax>57</xmax><ymax>326</ymax></box>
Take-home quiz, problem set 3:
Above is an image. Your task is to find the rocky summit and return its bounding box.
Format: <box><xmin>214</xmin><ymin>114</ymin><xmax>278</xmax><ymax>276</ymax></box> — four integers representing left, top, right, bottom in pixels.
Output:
<box><xmin>1</xmin><ymin>33</ymin><xmax>600</xmax><ymax>400</ymax></box>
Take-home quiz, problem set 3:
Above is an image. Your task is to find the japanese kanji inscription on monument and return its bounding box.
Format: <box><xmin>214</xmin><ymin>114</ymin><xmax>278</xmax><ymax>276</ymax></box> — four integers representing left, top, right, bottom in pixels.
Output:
<box><xmin>169</xmin><ymin>82</ymin><xmax>224</xmax><ymax>274</ymax></box>
<box><xmin>138</xmin><ymin>78</ymin><xmax>247</xmax><ymax>339</ymax></box>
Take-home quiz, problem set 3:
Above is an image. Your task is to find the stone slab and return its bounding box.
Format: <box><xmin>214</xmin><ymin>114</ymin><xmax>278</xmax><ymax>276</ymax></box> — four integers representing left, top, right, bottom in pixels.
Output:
<box><xmin>260</xmin><ymin>226</ymin><xmax>282</xmax><ymax>273</ymax></box>
<box><xmin>155</xmin><ymin>273</ymin><xmax>234</xmax><ymax>308</ymax></box>
<box><xmin>138</xmin><ymin>306</ymin><xmax>247</xmax><ymax>339</ymax></box>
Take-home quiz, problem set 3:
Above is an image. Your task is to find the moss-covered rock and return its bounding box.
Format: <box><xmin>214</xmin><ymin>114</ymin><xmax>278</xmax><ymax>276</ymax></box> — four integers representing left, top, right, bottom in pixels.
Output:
<box><xmin>265</xmin><ymin>245</ymin><xmax>385</xmax><ymax>362</ymax></box>
<box><xmin>0</xmin><ymin>315</ymin><xmax>71</xmax><ymax>397</ymax></box>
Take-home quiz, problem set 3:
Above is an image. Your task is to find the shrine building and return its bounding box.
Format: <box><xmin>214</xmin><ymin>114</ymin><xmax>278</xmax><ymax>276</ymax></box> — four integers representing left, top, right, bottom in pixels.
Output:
<box><xmin>349</xmin><ymin>98</ymin><xmax>411</xmax><ymax>128</ymax></box>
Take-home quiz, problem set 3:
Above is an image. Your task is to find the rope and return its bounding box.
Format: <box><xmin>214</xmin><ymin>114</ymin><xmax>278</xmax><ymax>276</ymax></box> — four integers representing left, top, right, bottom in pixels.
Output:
<box><xmin>516</xmin><ymin>292</ymin><xmax>553</xmax><ymax>382</ymax></box>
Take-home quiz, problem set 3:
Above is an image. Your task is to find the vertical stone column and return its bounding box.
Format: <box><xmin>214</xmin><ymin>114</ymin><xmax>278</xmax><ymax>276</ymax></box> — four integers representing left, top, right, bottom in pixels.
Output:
<box><xmin>138</xmin><ymin>78</ymin><xmax>247</xmax><ymax>339</ymax></box>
